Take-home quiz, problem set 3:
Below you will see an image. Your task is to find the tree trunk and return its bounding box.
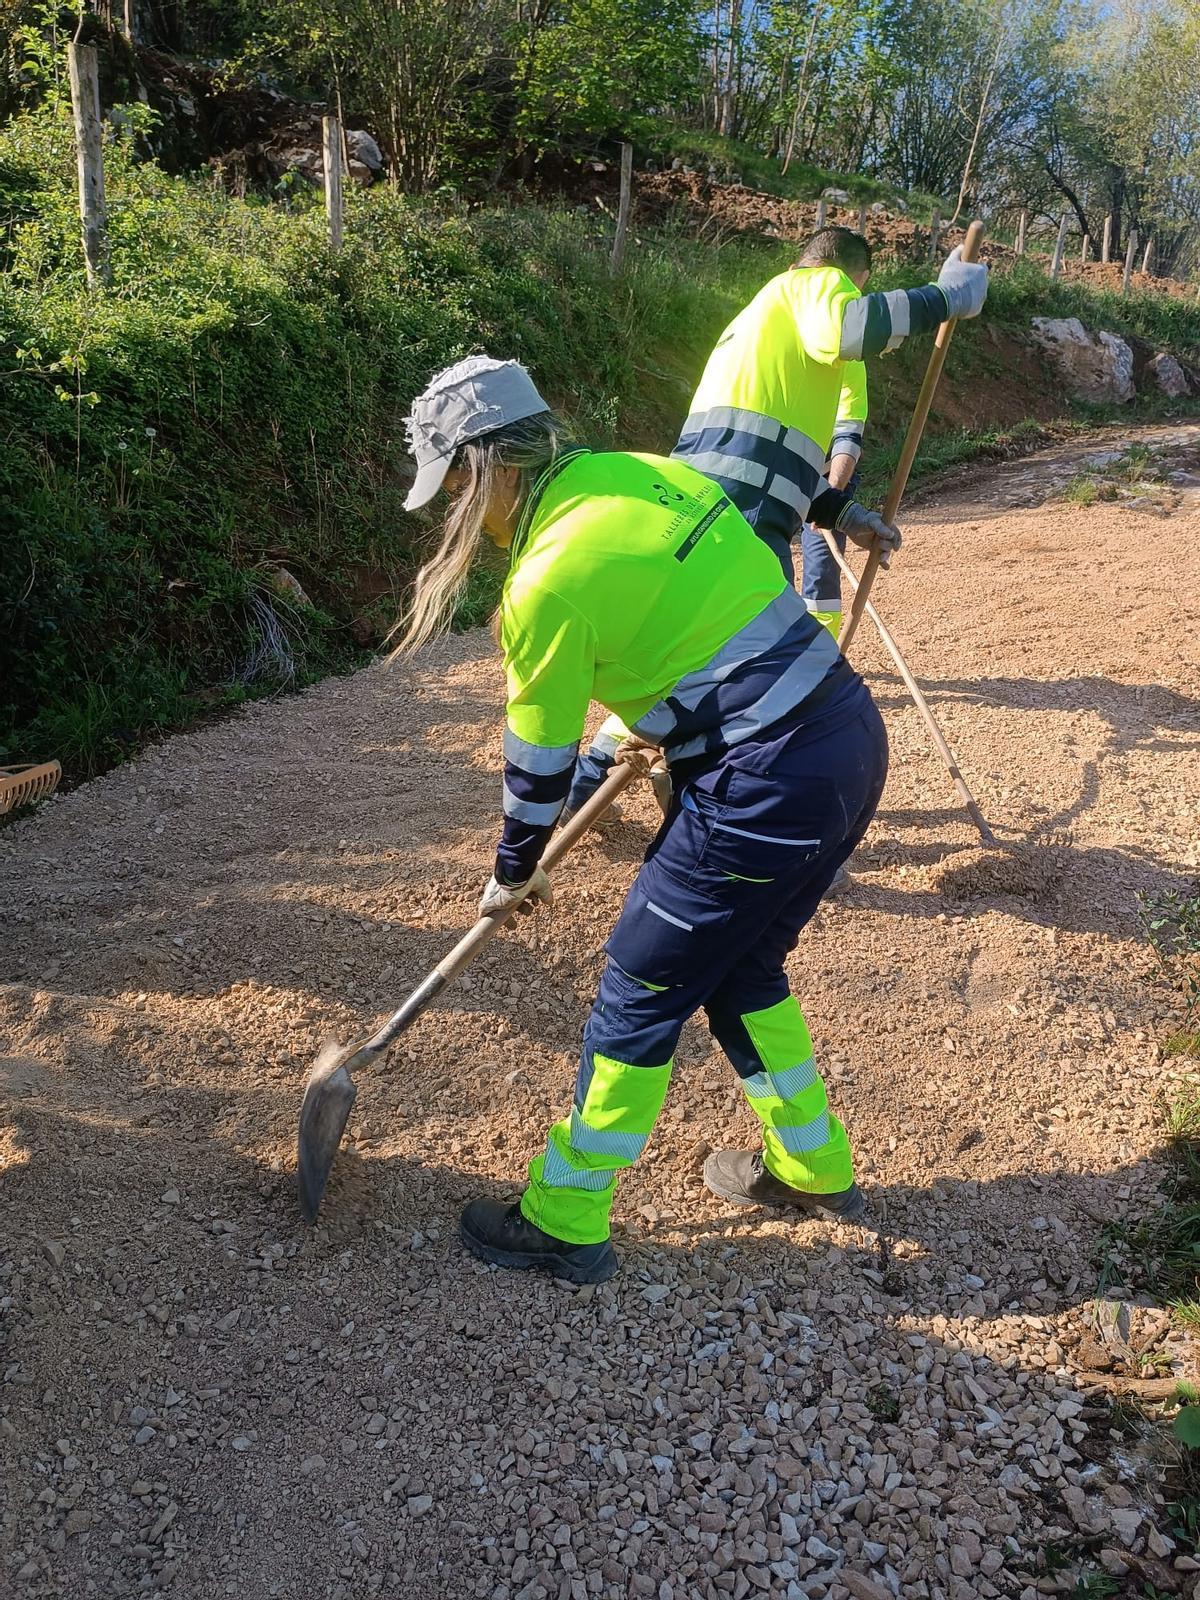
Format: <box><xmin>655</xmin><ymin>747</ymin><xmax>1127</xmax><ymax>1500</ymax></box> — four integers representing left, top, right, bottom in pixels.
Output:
<box><xmin>718</xmin><ymin>0</ymin><xmax>740</xmax><ymax>138</ymax></box>
<box><xmin>949</xmin><ymin>25</ymin><xmax>1005</xmax><ymax>226</ymax></box>
<box><xmin>781</xmin><ymin>1</ymin><xmax>822</xmax><ymax>177</ymax></box>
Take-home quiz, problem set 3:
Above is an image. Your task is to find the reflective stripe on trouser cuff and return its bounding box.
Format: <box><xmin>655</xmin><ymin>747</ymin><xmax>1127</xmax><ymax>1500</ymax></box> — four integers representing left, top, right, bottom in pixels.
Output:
<box><xmin>763</xmin><ymin>1113</ymin><xmax>854</xmax><ymax>1194</ymax></box>
<box><xmin>520</xmin><ymin>1052</ymin><xmax>673</xmax><ymax>1245</ymax></box>
<box><xmin>739</xmin><ymin>997</ymin><xmax>854</xmax><ymax>1192</ymax></box>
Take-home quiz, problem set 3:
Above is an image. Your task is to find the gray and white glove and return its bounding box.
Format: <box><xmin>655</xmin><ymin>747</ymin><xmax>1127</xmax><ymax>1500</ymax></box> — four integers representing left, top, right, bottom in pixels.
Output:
<box><xmin>834</xmin><ymin>502</ymin><xmax>902</xmax><ymax>569</ymax></box>
<box><xmin>479</xmin><ymin>867</ymin><xmax>553</xmax><ymax>919</ymax></box>
<box><xmin>616</xmin><ymin>736</ymin><xmax>673</xmax><ymax>820</ymax></box>
<box><xmin>936</xmin><ymin>246</ymin><xmax>988</xmax><ymax>320</ymax></box>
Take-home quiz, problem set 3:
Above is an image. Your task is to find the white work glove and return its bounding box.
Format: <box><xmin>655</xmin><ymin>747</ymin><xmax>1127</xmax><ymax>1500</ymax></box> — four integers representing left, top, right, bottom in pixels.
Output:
<box><xmin>616</xmin><ymin>736</ymin><xmax>673</xmax><ymax>819</ymax></box>
<box><xmin>834</xmin><ymin>502</ymin><xmax>903</xmax><ymax>569</ymax></box>
<box><xmin>936</xmin><ymin>246</ymin><xmax>988</xmax><ymax>320</ymax></box>
<box><xmin>479</xmin><ymin>867</ymin><xmax>553</xmax><ymax>919</ymax></box>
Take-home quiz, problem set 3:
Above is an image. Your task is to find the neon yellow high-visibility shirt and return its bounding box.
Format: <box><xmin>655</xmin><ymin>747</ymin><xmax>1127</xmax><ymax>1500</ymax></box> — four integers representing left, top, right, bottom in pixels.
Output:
<box><xmin>673</xmin><ymin>266</ymin><xmax>944</xmax><ymax>541</ymax></box>
<box><xmin>494</xmin><ymin>449</ymin><xmax>840</xmax><ymax>881</ymax></box>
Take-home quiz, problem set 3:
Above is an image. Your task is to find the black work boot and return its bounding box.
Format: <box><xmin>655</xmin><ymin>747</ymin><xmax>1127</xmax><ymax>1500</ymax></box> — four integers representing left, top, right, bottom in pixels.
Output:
<box><xmin>460</xmin><ymin>1198</ymin><xmax>619</xmax><ymax>1285</ymax></box>
<box><xmin>703</xmin><ymin>1149</ymin><xmax>866</xmax><ymax>1222</ymax></box>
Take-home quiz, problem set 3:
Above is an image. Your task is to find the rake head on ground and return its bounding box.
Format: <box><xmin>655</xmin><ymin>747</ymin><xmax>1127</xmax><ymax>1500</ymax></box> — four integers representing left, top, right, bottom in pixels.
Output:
<box><xmin>0</xmin><ymin>762</ymin><xmax>62</xmax><ymax>816</ymax></box>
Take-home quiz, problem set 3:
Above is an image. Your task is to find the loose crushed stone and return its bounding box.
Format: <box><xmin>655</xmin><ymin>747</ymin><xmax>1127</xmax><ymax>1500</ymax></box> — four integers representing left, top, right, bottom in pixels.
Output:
<box><xmin>2</xmin><ymin>424</ymin><xmax>1199</xmax><ymax>1598</ymax></box>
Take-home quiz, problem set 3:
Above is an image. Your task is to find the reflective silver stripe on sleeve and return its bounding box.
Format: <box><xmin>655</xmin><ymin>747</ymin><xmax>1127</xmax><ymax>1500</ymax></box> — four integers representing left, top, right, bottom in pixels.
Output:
<box><xmin>828</xmin><ymin>426</ymin><xmax>863</xmax><ymax>466</ymax></box>
<box><xmin>679</xmin><ymin>451</ymin><xmax>768</xmax><ymax>489</ymax></box>
<box><xmin>839</xmin><ymin>298</ymin><xmax>869</xmax><ymax>360</ymax></box>
<box><xmin>883</xmin><ymin>289</ymin><xmax>911</xmax><ymax>351</ymax></box>
<box><xmin>590</xmin><ymin>728</ymin><xmax>622</xmax><ymax>758</ymax></box>
<box><xmin>502</xmin><ymin>784</ymin><xmax>565</xmax><ymax>826</ymax></box>
<box><xmin>503</xmin><ymin>728</ymin><xmax>579</xmax><ymax>774</ymax></box>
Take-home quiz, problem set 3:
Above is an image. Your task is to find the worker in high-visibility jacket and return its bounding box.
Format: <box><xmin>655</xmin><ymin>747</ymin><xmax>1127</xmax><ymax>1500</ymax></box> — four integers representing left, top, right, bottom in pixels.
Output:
<box><xmin>563</xmin><ymin>227</ymin><xmax>988</xmax><ymax>817</ymax></box>
<box><xmin>673</xmin><ymin>225</ymin><xmax>987</xmax><ymax>576</ymax></box>
<box><xmin>396</xmin><ymin>355</ymin><xmax>899</xmax><ymax>1284</ymax></box>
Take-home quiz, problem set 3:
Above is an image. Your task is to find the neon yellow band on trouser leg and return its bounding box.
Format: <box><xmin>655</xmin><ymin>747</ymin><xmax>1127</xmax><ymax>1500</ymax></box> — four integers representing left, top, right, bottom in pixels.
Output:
<box><xmin>739</xmin><ymin>996</ymin><xmax>854</xmax><ymax>1193</ymax></box>
<box><xmin>521</xmin><ymin>1052</ymin><xmax>672</xmax><ymax>1245</ymax></box>
<box><xmin>813</xmin><ymin>609</ymin><xmax>842</xmax><ymax>638</ymax></box>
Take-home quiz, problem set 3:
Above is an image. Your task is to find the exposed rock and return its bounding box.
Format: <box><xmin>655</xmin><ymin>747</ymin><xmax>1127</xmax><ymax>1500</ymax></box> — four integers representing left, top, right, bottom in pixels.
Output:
<box><xmin>346</xmin><ymin>129</ymin><xmax>383</xmax><ymax>172</ymax></box>
<box><xmin>1148</xmin><ymin>352</ymin><xmax>1190</xmax><ymax>397</ymax></box>
<box><xmin>1030</xmin><ymin>317</ymin><xmax>1135</xmax><ymax>404</ymax></box>
<box><xmin>267</xmin><ymin>567</ymin><xmax>313</xmax><ymax>609</ymax></box>
<box><xmin>821</xmin><ymin>187</ymin><xmax>851</xmax><ymax>203</ymax></box>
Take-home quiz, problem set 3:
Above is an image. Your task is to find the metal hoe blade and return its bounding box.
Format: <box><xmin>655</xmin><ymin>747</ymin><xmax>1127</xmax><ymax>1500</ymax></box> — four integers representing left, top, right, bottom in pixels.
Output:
<box><xmin>297</xmin><ymin>1036</ymin><xmax>363</xmax><ymax>1223</ymax></box>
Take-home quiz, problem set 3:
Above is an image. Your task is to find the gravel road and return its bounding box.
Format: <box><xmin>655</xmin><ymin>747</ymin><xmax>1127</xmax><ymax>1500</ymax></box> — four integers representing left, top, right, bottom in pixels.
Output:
<box><xmin>2</xmin><ymin>424</ymin><xmax>1199</xmax><ymax>1599</ymax></box>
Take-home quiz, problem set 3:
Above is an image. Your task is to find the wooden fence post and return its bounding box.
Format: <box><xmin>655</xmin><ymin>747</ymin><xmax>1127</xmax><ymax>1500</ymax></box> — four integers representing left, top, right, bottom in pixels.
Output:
<box><xmin>1049</xmin><ymin>211</ymin><xmax>1068</xmax><ymax>279</ymax></box>
<box><xmin>1123</xmin><ymin>230</ymin><xmax>1138</xmax><ymax>296</ymax></box>
<box><xmin>67</xmin><ymin>43</ymin><xmax>109</xmax><ymax>288</ymax></box>
<box><xmin>610</xmin><ymin>141</ymin><xmax>633</xmax><ymax>274</ymax></box>
<box><xmin>1016</xmin><ymin>210</ymin><xmax>1026</xmax><ymax>255</ymax></box>
<box><xmin>1141</xmin><ymin>236</ymin><xmax>1153</xmax><ymax>275</ymax></box>
<box><xmin>929</xmin><ymin>207</ymin><xmax>941</xmax><ymax>261</ymax></box>
<box><xmin>1080</xmin><ymin>233</ymin><xmax>1090</xmax><ymax>264</ymax></box>
<box><xmin>856</xmin><ymin>202</ymin><xmax>867</xmax><ymax>232</ymax></box>
<box><xmin>322</xmin><ymin>115</ymin><xmax>343</xmax><ymax>250</ymax></box>
<box><xmin>1101</xmin><ymin>214</ymin><xmax>1112</xmax><ymax>264</ymax></box>
<box><xmin>815</xmin><ymin>198</ymin><xmax>827</xmax><ymax>229</ymax></box>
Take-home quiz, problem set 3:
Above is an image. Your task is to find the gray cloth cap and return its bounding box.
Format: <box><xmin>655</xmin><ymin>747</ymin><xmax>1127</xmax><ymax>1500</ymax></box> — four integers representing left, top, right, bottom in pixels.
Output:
<box><xmin>403</xmin><ymin>355</ymin><xmax>549</xmax><ymax>511</ymax></box>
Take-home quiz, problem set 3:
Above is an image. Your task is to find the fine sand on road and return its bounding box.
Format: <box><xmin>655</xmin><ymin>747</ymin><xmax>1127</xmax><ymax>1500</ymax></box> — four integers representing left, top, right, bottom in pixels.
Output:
<box><xmin>2</xmin><ymin>425</ymin><xmax>1199</xmax><ymax>1600</ymax></box>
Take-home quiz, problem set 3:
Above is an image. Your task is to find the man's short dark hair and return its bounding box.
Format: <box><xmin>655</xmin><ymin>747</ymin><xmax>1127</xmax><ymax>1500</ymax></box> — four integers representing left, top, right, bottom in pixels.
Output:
<box><xmin>793</xmin><ymin>226</ymin><xmax>872</xmax><ymax>276</ymax></box>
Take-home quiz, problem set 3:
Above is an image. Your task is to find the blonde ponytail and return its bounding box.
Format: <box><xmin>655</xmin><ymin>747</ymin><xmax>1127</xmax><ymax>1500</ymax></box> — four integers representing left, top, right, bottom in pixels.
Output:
<box><xmin>388</xmin><ymin>411</ymin><xmax>572</xmax><ymax>658</ymax></box>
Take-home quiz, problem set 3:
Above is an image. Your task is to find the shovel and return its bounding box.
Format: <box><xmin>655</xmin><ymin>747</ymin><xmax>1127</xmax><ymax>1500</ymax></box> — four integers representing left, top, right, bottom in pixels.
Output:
<box><xmin>296</xmin><ymin>761</ymin><xmax>638</xmax><ymax>1222</ymax></box>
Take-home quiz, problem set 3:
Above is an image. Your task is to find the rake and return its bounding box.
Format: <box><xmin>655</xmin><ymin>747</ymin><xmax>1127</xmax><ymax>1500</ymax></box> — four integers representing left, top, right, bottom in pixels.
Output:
<box><xmin>0</xmin><ymin>762</ymin><xmax>62</xmax><ymax>816</ymax></box>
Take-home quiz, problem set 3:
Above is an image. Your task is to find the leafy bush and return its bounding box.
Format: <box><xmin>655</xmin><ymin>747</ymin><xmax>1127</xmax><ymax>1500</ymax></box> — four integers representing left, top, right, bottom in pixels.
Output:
<box><xmin>4</xmin><ymin>102</ymin><xmax>1198</xmax><ymax>781</ymax></box>
<box><xmin>0</xmin><ymin>106</ymin><xmax>768</xmax><ymax>775</ymax></box>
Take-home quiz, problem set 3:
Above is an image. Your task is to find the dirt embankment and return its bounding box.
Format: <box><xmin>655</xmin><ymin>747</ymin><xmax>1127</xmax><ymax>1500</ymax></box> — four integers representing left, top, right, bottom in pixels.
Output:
<box><xmin>634</xmin><ymin>171</ymin><xmax>1199</xmax><ymax>307</ymax></box>
<box><xmin>2</xmin><ymin>424</ymin><xmax>1199</xmax><ymax>1598</ymax></box>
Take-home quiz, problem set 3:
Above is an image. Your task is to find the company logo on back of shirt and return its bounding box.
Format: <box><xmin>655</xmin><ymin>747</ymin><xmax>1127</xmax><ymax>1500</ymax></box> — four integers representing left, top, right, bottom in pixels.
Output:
<box><xmin>673</xmin><ymin>494</ymin><xmax>731</xmax><ymax>562</ymax></box>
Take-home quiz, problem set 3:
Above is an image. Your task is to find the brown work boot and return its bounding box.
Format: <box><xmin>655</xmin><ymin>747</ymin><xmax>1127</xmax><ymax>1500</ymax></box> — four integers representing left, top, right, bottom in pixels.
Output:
<box><xmin>703</xmin><ymin>1149</ymin><xmax>865</xmax><ymax>1222</ymax></box>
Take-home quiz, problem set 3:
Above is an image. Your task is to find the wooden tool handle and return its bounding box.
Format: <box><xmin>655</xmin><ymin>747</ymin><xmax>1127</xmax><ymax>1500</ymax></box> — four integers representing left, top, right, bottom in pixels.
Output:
<box><xmin>838</xmin><ymin>219</ymin><xmax>985</xmax><ymax>655</ymax></box>
<box><xmin>363</xmin><ymin>762</ymin><xmax>638</xmax><ymax>1056</ymax></box>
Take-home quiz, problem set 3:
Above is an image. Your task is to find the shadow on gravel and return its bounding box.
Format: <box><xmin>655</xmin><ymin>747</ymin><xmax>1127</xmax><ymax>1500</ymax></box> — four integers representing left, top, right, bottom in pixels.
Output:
<box><xmin>868</xmin><ymin>671</ymin><xmax>1200</xmax><ymax>754</ymax></box>
<box><xmin>2</xmin><ymin>1088</ymin><xmax>1191</xmax><ymax>1597</ymax></box>
<box><xmin>847</xmin><ymin>843</ymin><xmax>1200</xmax><ymax>939</ymax></box>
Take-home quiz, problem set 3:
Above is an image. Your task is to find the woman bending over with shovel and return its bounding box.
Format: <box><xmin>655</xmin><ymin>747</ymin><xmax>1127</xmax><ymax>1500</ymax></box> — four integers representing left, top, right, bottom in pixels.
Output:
<box><xmin>396</xmin><ymin>356</ymin><xmax>898</xmax><ymax>1285</ymax></box>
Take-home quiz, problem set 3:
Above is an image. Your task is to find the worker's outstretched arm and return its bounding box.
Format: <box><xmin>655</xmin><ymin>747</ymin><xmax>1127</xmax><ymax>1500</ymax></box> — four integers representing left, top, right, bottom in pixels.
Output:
<box><xmin>827</xmin><ymin>361</ymin><xmax>868</xmax><ymax>489</ymax></box>
<box><xmin>494</xmin><ymin>583</ymin><xmax>595</xmax><ymax>892</ymax></box>
<box><xmin>839</xmin><ymin>247</ymin><xmax>988</xmax><ymax>362</ymax></box>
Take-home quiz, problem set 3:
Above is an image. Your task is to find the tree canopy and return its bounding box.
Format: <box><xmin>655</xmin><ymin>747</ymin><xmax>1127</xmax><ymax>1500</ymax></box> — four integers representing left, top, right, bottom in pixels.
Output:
<box><xmin>4</xmin><ymin>0</ymin><xmax>1197</xmax><ymax>271</ymax></box>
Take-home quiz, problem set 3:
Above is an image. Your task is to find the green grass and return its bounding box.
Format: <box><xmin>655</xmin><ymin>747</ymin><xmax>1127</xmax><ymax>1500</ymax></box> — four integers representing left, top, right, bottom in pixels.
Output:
<box><xmin>866</xmin><ymin>1384</ymin><xmax>901</xmax><ymax>1422</ymax></box>
<box><xmin>0</xmin><ymin>104</ymin><xmax>777</xmax><ymax>778</ymax></box>
<box><xmin>1063</xmin><ymin>474</ymin><xmax>1101</xmax><ymax>504</ymax></box>
<box><xmin>4</xmin><ymin>102</ymin><xmax>1199</xmax><ymax>783</ymax></box>
<box><xmin>634</xmin><ymin>119</ymin><xmax>900</xmax><ymax>205</ymax></box>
